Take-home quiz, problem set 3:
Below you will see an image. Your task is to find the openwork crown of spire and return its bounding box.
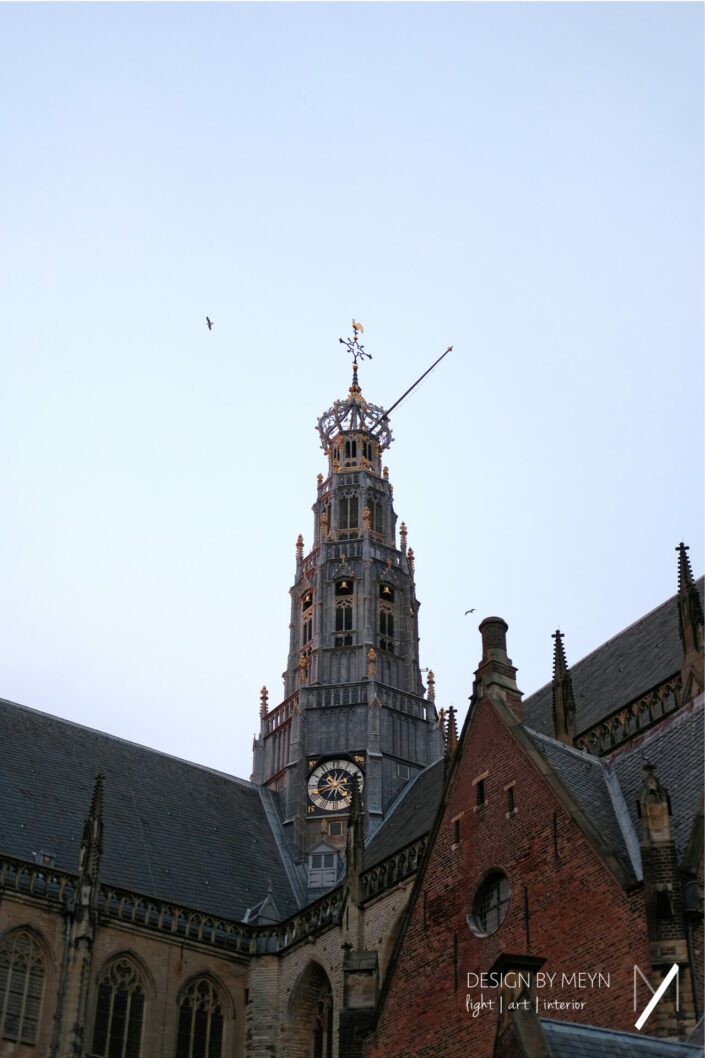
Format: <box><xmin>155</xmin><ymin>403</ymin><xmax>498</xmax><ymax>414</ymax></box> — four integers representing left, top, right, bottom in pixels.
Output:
<box><xmin>317</xmin><ymin>325</ymin><xmax>394</xmax><ymax>453</ymax></box>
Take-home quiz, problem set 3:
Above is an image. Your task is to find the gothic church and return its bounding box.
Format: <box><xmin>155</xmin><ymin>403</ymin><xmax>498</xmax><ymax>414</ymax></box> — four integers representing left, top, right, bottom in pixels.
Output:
<box><xmin>1</xmin><ymin>336</ymin><xmax>703</xmax><ymax>1058</ymax></box>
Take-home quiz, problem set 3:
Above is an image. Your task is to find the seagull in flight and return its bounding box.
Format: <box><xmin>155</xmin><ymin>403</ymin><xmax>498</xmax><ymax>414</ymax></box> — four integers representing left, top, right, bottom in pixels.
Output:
<box><xmin>206</xmin><ymin>317</ymin><xmax>213</xmax><ymax>331</ymax></box>
<box><xmin>464</xmin><ymin>608</ymin><xmax>476</xmax><ymax>615</ymax></box>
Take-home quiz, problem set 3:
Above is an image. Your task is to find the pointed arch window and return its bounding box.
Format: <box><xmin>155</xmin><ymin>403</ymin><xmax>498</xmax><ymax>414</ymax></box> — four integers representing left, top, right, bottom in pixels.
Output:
<box><xmin>339</xmin><ymin>495</ymin><xmax>358</xmax><ymax>531</ymax></box>
<box><xmin>175</xmin><ymin>978</ymin><xmax>224</xmax><ymax>1058</ymax></box>
<box><xmin>370</xmin><ymin>500</ymin><xmax>383</xmax><ymax>536</ymax></box>
<box><xmin>313</xmin><ymin>985</ymin><xmax>333</xmax><ymax>1058</ymax></box>
<box><xmin>91</xmin><ymin>957</ymin><xmax>144</xmax><ymax>1058</ymax></box>
<box><xmin>0</xmin><ymin>929</ymin><xmax>45</xmax><ymax>1045</ymax></box>
<box><xmin>344</xmin><ymin>438</ymin><xmax>357</xmax><ymax>464</ymax></box>
<box><xmin>301</xmin><ymin>591</ymin><xmax>314</xmax><ymax>646</ymax></box>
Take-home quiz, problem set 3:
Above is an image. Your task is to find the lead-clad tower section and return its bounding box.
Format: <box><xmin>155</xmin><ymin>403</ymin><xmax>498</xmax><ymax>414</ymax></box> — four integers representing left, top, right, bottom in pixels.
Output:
<box><xmin>252</xmin><ymin>346</ymin><xmax>443</xmax><ymax>860</ymax></box>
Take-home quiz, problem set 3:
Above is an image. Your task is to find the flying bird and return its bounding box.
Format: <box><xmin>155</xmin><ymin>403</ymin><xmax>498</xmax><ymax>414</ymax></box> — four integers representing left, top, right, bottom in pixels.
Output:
<box><xmin>464</xmin><ymin>608</ymin><xmax>476</xmax><ymax>615</ymax></box>
<box><xmin>206</xmin><ymin>317</ymin><xmax>213</xmax><ymax>331</ymax></box>
<box><xmin>352</xmin><ymin>319</ymin><xmax>364</xmax><ymax>335</ymax></box>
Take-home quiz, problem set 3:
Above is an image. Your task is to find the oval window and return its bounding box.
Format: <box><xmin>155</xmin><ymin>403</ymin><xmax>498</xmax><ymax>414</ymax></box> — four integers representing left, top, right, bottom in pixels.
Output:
<box><xmin>467</xmin><ymin>870</ymin><xmax>511</xmax><ymax>936</ymax></box>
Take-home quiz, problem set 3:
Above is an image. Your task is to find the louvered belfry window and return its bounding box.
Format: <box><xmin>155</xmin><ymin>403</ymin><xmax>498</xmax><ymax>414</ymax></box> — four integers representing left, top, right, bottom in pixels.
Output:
<box><xmin>0</xmin><ymin>929</ymin><xmax>44</xmax><ymax>1045</ymax></box>
<box><xmin>91</xmin><ymin>957</ymin><xmax>144</xmax><ymax>1058</ymax></box>
<box><xmin>175</xmin><ymin>978</ymin><xmax>224</xmax><ymax>1058</ymax></box>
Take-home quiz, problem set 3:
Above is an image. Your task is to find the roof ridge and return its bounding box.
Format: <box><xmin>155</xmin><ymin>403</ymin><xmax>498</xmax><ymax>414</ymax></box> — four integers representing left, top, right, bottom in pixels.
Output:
<box><xmin>0</xmin><ymin>695</ymin><xmax>255</xmax><ymax>788</ymax></box>
<box><xmin>527</xmin><ymin>726</ymin><xmax>605</xmax><ymax>766</ymax></box>
<box><xmin>524</xmin><ymin>576</ymin><xmax>704</xmax><ymax>704</ymax></box>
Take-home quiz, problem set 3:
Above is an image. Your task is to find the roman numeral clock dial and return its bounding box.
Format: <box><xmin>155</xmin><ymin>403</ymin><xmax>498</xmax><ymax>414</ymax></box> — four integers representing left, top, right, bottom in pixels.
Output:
<box><xmin>307</xmin><ymin>759</ymin><xmax>364</xmax><ymax>814</ymax></box>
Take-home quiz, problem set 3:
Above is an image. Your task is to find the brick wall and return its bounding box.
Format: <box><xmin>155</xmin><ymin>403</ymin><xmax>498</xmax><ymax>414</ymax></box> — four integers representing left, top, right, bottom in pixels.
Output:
<box><xmin>363</xmin><ymin>697</ymin><xmax>653</xmax><ymax>1058</ymax></box>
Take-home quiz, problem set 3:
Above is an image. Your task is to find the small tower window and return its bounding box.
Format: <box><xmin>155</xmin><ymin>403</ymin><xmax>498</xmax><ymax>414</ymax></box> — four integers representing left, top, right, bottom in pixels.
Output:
<box><xmin>339</xmin><ymin>496</ymin><xmax>359</xmax><ymax>531</ymax></box>
<box><xmin>335</xmin><ymin>579</ymin><xmax>354</xmax><ymax>596</ymax></box>
<box><xmin>380</xmin><ymin>584</ymin><xmax>394</xmax><ymax>601</ymax></box>
<box><xmin>302</xmin><ymin>616</ymin><xmax>313</xmax><ymax>646</ymax></box>
<box><xmin>371</xmin><ymin>500</ymin><xmax>384</xmax><ymax>535</ymax></box>
<box><xmin>344</xmin><ymin>439</ymin><xmax>357</xmax><ymax>463</ymax></box>
<box><xmin>302</xmin><ymin>591</ymin><xmax>313</xmax><ymax>611</ymax></box>
<box><xmin>335</xmin><ymin>598</ymin><xmax>353</xmax><ymax>645</ymax></box>
<box><xmin>379</xmin><ymin>605</ymin><xmax>394</xmax><ymax>652</ymax></box>
<box><xmin>476</xmin><ymin>779</ymin><xmax>485</xmax><ymax>807</ymax></box>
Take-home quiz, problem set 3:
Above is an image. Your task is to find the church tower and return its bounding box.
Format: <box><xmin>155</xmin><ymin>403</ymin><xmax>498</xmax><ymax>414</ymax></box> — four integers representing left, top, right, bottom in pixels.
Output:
<box><xmin>252</xmin><ymin>329</ymin><xmax>443</xmax><ymax>878</ymax></box>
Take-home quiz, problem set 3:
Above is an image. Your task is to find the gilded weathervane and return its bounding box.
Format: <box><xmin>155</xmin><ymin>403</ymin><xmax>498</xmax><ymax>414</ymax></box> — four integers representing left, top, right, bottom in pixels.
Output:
<box><xmin>339</xmin><ymin>319</ymin><xmax>372</xmax><ymax>384</ymax></box>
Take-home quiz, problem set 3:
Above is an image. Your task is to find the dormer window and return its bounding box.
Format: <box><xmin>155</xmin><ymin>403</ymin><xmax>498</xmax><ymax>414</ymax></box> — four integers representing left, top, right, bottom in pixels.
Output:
<box><xmin>308</xmin><ymin>842</ymin><xmax>340</xmax><ymax>888</ymax></box>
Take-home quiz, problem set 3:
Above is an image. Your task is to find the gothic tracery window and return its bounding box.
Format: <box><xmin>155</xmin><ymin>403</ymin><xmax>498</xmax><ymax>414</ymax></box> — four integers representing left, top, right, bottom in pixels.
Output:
<box><xmin>302</xmin><ymin>591</ymin><xmax>314</xmax><ymax>646</ymax></box>
<box><xmin>379</xmin><ymin>604</ymin><xmax>394</xmax><ymax>652</ymax></box>
<box><xmin>175</xmin><ymin>978</ymin><xmax>224</xmax><ymax>1058</ymax></box>
<box><xmin>312</xmin><ymin>986</ymin><xmax>333</xmax><ymax>1058</ymax></box>
<box><xmin>335</xmin><ymin>598</ymin><xmax>353</xmax><ymax>646</ymax></box>
<box><xmin>91</xmin><ymin>956</ymin><xmax>145</xmax><ymax>1058</ymax></box>
<box><xmin>0</xmin><ymin>929</ymin><xmax>45</xmax><ymax>1045</ymax></box>
<box><xmin>339</xmin><ymin>495</ymin><xmax>358</xmax><ymax>532</ymax></box>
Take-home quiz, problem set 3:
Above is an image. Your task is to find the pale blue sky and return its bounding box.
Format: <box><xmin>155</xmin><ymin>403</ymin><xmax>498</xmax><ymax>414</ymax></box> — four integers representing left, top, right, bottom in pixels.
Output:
<box><xmin>1</xmin><ymin>2</ymin><xmax>702</xmax><ymax>779</ymax></box>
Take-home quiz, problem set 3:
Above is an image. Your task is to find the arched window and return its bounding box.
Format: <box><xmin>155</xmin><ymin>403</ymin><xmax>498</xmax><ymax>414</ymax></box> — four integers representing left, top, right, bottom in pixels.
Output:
<box><xmin>379</xmin><ymin>604</ymin><xmax>394</xmax><ymax>652</ymax></box>
<box><xmin>335</xmin><ymin>599</ymin><xmax>353</xmax><ymax>646</ymax></box>
<box><xmin>0</xmin><ymin>929</ymin><xmax>45</xmax><ymax>1045</ymax></box>
<box><xmin>301</xmin><ymin>591</ymin><xmax>314</xmax><ymax>646</ymax></box>
<box><xmin>339</xmin><ymin>495</ymin><xmax>358</xmax><ymax>531</ymax></box>
<box><xmin>288</xmin><ymin>963</ymin><xmax>333</xmax><ymax>1058</ymax></box>
<box><xmin>175</xmin><ymin>978</ymin><xmax>224</xmax><ymax>1058</ymax></box>
<box><xmin>344</xmin><ymin>438</ymin><xmax>357</xmax><ymax>463</ymax></box>
<box><xmin>370</xmin><ymin>500</ymin><xmax>383</xmax><ymax>536</ymax></box>
<box><xmin>91</xmin><ymin>957</ymin><xmax>145</xmax><ymax>1058</ymax></box>
<box><xmin>313</xmin><ymin>985</ymin><xmax>333</xmax><ymax>1058</ymax></box>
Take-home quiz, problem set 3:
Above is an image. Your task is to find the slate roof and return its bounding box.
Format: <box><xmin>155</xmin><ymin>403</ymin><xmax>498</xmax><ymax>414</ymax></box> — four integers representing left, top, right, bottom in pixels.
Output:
<box><xmin>610</xmin><ymin>695</ymin><xmax>705</xmax><ymax>861</ymax></box>
<box><xmin>364</xmin><ymin>759</ymin><xmax>445</xmax><ymax>869</ymax></box>
<box><xmin>0</xmin><ymin>697</ymin><xmax>301</xmax><ymax>922</ymax></box>
<box><xmin>527</xmin><ymin>730</ymin><xmax>641</xmax><ymax>880</ymax></box>
<box><xmin>525</xmin><ymin>696</ymin><xmax>704</xmax><ymax>878</ymax></box>
<box><xmin>540</xmin><ymin>1019</ymin><xmax>703</xmax><ymax>1057</ymax></box>
<box><xmin>523</xmin><ymin>579</ymin><xmax>704</xmax><ymax>738</ymax></box>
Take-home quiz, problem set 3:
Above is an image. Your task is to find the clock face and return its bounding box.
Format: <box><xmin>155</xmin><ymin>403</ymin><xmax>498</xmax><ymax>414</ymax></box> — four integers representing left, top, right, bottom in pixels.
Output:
<box><xmin>307</xmin><ymin>759</ymin><xmax>364</xmax><ymax>813</ymax></box>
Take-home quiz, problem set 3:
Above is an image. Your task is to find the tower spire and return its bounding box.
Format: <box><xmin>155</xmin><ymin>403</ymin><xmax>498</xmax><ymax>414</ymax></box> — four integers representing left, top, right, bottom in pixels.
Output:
<box><xmin>551</xmin><ymin>630</ymin><xmax>576</xmax><ymax>744</ymax></box>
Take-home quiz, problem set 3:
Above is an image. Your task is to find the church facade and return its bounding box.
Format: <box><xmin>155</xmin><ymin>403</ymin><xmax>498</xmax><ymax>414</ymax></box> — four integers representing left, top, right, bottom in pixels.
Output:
<box><xmin>0</xmin><ymin>340</ymin><xmax>703</xmax><ymax>1058</ymax></box>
